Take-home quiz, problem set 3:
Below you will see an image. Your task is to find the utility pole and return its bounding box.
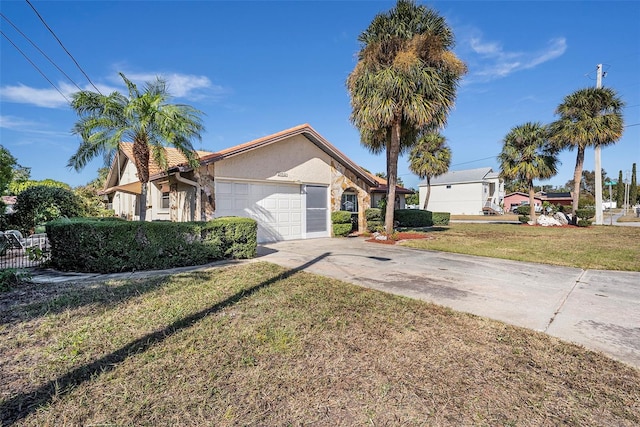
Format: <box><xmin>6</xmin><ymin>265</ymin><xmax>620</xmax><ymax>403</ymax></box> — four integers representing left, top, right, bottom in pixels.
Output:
<box><xmin>594</xmin><ymin>64</ymin><xmax>604</xmax><ymax>225</ymax></box>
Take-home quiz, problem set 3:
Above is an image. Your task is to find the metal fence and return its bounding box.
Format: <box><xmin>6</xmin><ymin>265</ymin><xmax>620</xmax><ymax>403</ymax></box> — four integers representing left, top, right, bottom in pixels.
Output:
<box><xmin>0</xmin><ymin>233</ymin><xmax>50</xmax><ymax>269</ymax></box>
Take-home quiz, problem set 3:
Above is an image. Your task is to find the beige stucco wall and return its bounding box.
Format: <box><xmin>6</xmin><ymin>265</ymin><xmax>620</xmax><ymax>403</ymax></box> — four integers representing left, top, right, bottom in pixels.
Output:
<box><xmin>214</xmin><ymin>135</ymin><xmax>332</xmax><ymax>184</ymax></box>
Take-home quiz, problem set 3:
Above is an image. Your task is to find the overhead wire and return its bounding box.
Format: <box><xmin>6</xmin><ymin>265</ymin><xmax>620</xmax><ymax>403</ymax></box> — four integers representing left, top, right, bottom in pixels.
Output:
<box><xmin>1</xmin><ymin>30</ymin><xmax>70</xmax><ymax>103</ymax></box>
<box><xmin>25</xmin><ymin>0</ymin><xmax>102</xmax><ymax>94</ymax></box>
<box><xmin>0</xmin><ymin>12</ymin><xmax>83</xmax><ymax>92</ymax></box>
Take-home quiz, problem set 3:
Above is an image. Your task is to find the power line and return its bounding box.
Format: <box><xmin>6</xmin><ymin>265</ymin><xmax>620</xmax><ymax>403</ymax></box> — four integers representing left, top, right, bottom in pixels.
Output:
<box><xmin>25</xmin><ymin>0</ymin><xmax>102</xmax><ymax>95</ymax></box>
<box><xmin>0</xmin><ymin>13</ymin><xmax>83</xmax><ymax>92</ymax></box>
<box><xmin>1</xmin><ymin>30</ymin><xmax>70</xmax><ymax>103</ymax></box>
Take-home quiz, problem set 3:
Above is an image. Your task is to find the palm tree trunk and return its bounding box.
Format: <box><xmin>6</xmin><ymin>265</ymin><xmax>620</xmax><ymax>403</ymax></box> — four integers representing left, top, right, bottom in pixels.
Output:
<box><xmin>572</xmin><ymin>146</ymin><xmax>585</xmax><ymax>217</ymax></box>
<box><xmin>528</xmin><ymin>180</ymin><xmax>536</xmax><ymax>222</ymax></box>
<box><xmin>385</xmin><ymin>121</ymin><xmax>401</xmax><ymax>233</ymax></box>
<box><xmin>422</xmin><ymin>176</ymin><xmax>431</xmax><ymax>210</ymax></box>
<box><xmin>139</xmin><ymin>182</ymin><xmax>148</xmax><ymax>222</ymax></box>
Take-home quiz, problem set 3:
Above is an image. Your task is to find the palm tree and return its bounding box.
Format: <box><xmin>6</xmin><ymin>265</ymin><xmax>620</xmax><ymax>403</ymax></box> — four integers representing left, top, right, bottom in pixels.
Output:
<box><xmin>408</xmin><ymin>132</ymin><xmax>451</xmax><ymax>210</ymax></box>
<box><xmin>499</xmin><ymin>122</ymin><xmax>558</xmax><ymax>221</ymax></box>
<box><xmin>69</xmin><ymin>72</ymin><xmax>205</xmax><ymax>221</ymax></box>
<box><xmin>346</xmin><ymin>0</ymin><xmax>466</xmax><ymax>233</ymax></box>
<box><xmin>549</xmin><ymin>87</ymin><xmax>624</xmax><ymax>215</ymax></box>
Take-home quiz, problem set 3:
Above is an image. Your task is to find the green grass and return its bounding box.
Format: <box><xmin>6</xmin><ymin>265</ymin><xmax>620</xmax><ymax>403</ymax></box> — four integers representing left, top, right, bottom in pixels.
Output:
<box><xmin>1</xmin><ymin>263</ymin><xmax>639</xmax><ymax>425</ymax></box>
<box><xmin>400</xmin><ymin>223</ymin><xmax>640</xmax><ymax>271</ymax></box>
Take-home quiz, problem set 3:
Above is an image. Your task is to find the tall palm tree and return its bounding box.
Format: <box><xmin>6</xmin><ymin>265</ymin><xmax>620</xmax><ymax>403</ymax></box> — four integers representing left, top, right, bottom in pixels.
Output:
<box><xmin>408</xmin><ymin>132</ymin><xmax>451</xmax><ymax>210</ymax></box>
<box><xmin>549</xmin><ymin>87</ymin><xmax>624</xmax><ymax>215</ymax></box>
<box><xmin>69</xmin><ymin>72</ymin><xmax>205</xmax><ymax>221</ymax></box>
<box><xmin>499</xmin><ymin>122</ymin><xmax>558</xmax><ymax>221</ymax></box>
<box><xmin>347</xmin><ymin>0</ymin><xmax>466</xmax><ymax>233</ymax></box>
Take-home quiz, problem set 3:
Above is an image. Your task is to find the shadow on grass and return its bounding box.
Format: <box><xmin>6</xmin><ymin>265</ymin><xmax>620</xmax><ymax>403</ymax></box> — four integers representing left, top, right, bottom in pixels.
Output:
<box><xmin>1</xmin><ymin>253</ymin><xmax>331</xmax><ymax>425</ymax></box>
<box><xmin>1</xmin><ymin>265</ymin><xmax>240</xmax><ymax>326</ymax></box>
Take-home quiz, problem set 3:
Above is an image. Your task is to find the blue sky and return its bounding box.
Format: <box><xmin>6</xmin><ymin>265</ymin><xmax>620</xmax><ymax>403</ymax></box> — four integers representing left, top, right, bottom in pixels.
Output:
<box><xmin>1</xmin><ymin>0</ymin><xmax>639</xmax><ymax>190</ymax></box>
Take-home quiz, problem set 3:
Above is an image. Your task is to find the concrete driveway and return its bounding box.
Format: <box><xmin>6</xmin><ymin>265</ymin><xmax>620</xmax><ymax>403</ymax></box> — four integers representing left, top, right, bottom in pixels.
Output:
<box><xmin>257</xmin><ymin>237</ymin><xmax>640</xmax><ymax>369</ymax></box>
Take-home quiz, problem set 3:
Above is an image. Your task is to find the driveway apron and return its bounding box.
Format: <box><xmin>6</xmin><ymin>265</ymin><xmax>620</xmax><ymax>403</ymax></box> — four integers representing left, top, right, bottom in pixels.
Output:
<box><xmin>257</xmin><ymin>237</ymin><xmax>640</xmax><ymax>369</ymax></box>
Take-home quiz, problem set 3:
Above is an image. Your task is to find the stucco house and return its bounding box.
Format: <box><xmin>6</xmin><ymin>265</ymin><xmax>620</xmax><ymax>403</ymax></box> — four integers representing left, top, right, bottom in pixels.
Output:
<box><xmin>102</xmin><ymin>124</ymin><xmax>396</xmax><ymax>242</ymax></box>
<box><xmin>418</xmin><ymin>167</ymin><xmax>504</xmax><ymax>215</ymax></box>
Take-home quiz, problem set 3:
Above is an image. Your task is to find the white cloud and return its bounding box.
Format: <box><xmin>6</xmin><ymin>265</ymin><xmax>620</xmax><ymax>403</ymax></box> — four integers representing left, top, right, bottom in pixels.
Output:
<box><xmin>0</xmin><ymin>83</ymin><xmax>71</xmax><ymax>108</ymax></box>
<box><xmin>0</xmin><ymin>114</ymin><xmax>70</xmax><ymax>137</ymax></box>
<box><xmin>112</xmin><ymin>71</ymin><xmax>228</xmax><ymax>101</ymax></box>
<box><xmin>463</xmin><ymin>35</ymin><xmax>567</xmax><ymax>84</ymax></box>
<box><xmin>0</xmin><ymin>71</ymin><xmax>226</xmax><ymax>109</ymax></box>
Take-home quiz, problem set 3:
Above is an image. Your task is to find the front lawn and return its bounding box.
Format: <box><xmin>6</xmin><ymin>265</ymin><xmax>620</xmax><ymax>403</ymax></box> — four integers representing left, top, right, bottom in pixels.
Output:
<box><xmin>1</xmin><ymin>263</ymin><xmax>638</xmax><ymax>425</ymax></box>
<box><xmin>401</xmin><ymin>223</ymin><xmax>640</xmax><ymax>271</ymax></box>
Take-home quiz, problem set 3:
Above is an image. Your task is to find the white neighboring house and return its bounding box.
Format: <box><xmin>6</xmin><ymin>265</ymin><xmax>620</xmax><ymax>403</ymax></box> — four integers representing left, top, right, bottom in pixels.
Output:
<box><xmin>418</xmin><ymin>167</ymin><xmax>504</xmax><ymax>215</ymax></box>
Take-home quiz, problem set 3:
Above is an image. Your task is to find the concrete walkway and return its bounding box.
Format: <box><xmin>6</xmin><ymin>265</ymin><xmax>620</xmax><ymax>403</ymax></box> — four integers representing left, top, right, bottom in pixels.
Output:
<box><xmin>256</xmin><ymin>237</ymin><xmax>640</xmax><ymax>369</ymax></box>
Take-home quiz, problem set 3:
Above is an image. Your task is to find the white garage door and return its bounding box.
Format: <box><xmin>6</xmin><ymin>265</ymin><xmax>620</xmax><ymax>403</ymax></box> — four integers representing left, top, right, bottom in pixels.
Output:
<box><xmin>216</xmin><ymin>181</ymin><xmax>303</xmax><ymax>242</ymax></box>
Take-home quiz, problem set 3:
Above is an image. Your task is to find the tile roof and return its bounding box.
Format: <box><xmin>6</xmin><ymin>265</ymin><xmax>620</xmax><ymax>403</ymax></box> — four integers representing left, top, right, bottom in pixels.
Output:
<box><xmin>119</xmin><ymin>143</ymin><xmax>213</xmax><ymax>177</ymax></box>
<box><xmin>367</xmin><ymin>172</ymin><xmax>413</xmax><ymax>194</ymax></box>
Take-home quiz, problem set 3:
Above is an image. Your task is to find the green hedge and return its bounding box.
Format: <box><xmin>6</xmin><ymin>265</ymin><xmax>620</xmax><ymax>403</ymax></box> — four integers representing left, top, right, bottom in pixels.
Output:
<box><xmin>431</xmin><ymin>212</ymin><xmax>450</xmax><ymax>225</ymax></box>
<box><xmin>331</xmin><ymin>210</ymin><xmax>352</xmax><ymax>224</ymax></box>
<box><xmin>333</xmin><ymin>223</ymin><xmax>352</xmax><ymax>237</ymax></box>
<box><xmin>365</xmin><ymin>208</ymin><xmax>383</xmax><ymax>232</ymax></box>
<box><xmin>46</xmin><ymin>217</ymin><xmax>257</xmax><ymax>273</ymax></box>
<box><xmin>575</xmin><ymin>208</ymin><xmax>595</xmax><ymax>220</ymax></box>
<box><xmin>394</xmin><ymin>209</ymin><xmax>433</xmax><ymax>227</ymax></box>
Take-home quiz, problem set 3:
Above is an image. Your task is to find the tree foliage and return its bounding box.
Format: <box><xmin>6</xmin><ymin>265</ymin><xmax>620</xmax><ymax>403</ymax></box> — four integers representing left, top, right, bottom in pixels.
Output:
<box><xmin>499</xmin><ymin>122</ymin><xmax>558</xmax><ymax>220</ymax></box>
<box><xmin>8</xmin><ymin>178</ymin><xmax>70</xmax><ymax>195</ymax></box>
<box><xmin>549</xmin><ymin>87</ymin><xmax>624</xmax><ymax>214</ymax></box>
<box><xmin>408</xmin><ymin>132</ymin><xmax>451</xmax><ymax>209</ymax></box>
<box><xmin>70</xmin><ymin>72</ymin><xmax>205</xmax><ymax>221</ymax></box>
<box><xmin>11</xmin><ymin>185</ymin><xmax>85</xmax><ymax>234</ymax></box>
<box><xmin>346</xmin><ymin>0</ymin><xmax>466</xmax><ymax>232</ymax></box>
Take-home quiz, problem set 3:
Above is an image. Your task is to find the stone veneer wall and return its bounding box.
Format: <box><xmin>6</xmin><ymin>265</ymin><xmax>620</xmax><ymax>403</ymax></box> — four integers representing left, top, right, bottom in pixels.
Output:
<box><xmin>330</xmin><ymin>160</ymin><xmax>372</xmax><ymax>233</ymax></box>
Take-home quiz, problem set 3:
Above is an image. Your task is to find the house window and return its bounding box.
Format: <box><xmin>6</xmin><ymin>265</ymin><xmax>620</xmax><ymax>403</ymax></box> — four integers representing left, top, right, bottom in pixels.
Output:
<box><xmin>446</xmin><ymin>185</ymin><xmax>452</xmax><ymax>189</ymax></box>
<box><xmin>341</xmin><ymin>192</ymin><xmax>358</xmax><ymax>212</ymax></box>
<box><xmin>161</xmin><ymin>192</ymin><xmax>170</xmax><ymax>209</ymax></box>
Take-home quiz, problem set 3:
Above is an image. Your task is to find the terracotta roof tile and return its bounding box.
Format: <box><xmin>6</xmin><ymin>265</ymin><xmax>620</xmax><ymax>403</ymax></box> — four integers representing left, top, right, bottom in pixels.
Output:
<box><xmin>119</xmin><ymin>143</ymin><xmax>213</xmax><ymax>177</ymax></box>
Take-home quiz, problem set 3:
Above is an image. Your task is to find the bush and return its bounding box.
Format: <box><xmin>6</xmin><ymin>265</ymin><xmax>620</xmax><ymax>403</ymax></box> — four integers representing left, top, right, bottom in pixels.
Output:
<box><xmin>577</xmin><ymin>219</ymin><xmax>592</xmax><ymax>227</ymax></box>
<box><xmin>575</xmin><ymin>208</ymin><xmax>595</xmax><ymax>220</ymax></box>
<box><xmin>518</xmin><ymin>215</ymin><xmax>530</xmax><ymax>223</ymax></box>
<box><xmin>331</xmin><ymin>211</ymin><xmax>352</xmax><ymax>224</ymax></box>
<box><xmin>0</xmin><ymin>268</ymin><xmax>30</xmax><ymax>292</ymax></box>
<box><xmin>394</xmin><ymin>209</ymin><xmax>433</xmax><ymax>227</ymax></box>
<box><xmin>516</xmin><ymin>205</ymin><xmax>532</xmax><ymax>216</ymax></box>
<box><xmin>365</xmin><ymin>208</ymin><xmax>382</xmax><ymax>221</ymax></box>
<box><xmin>46</xmin><ymin>217</ymin><xmax>257</xmax><ymax>273</ymax></box>
<box><xmin>431</xmin><ymin>212</ymin><xmax>450</xmax><ymax>225</ymax></box>
<box><xmin>11</xmin><ymin>185</ymin><xmax>85</xmax><ymax>234</ymax></box>
<box><xmin>333</xmin><ymin>223</ymin><xmax>352</xmax><ymax>237</ymax></box>
<box><xmin>365</xmin><ymin>208</ymin><xmax>384</xmax><ymax>232</ymax></box>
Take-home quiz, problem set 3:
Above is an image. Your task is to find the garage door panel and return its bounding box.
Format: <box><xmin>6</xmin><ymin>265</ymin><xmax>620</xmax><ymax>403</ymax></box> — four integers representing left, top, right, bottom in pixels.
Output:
<box><xmin>216</xmin><ymin>181</ymin><xmax>302</xmax><ymax>242</ymax></box>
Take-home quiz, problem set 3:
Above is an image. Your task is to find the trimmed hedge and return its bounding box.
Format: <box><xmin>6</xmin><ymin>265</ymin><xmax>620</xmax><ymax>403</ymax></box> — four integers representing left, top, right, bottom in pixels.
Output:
<box><xmin>365</xmin><ymin>208</ymin><xmax>384</xmax><ymax>232</ymax></box>
<box><xmin>575</xmin><ymin>208</ymin><xmax>595</xmax><ymax>220</ymax></box>
<box><xmin>46</xmin><ymin>217</ymin><xmax>257</xmax><ymax>273</ymax></box>
<box><xmin>431</xmin><ymin>212</ymin><xmax>450</xmax><ymax>226</ymax></box>
<box><xmin>331</xmin><ymin>211</ymin><xmax>352</xmax><ymax>224</ymax></box>
<box><xmin>394</xmin><ymin>209</ymin><xmax>433</xmax><ymax>227</ymax></box>
<box><xmin>333</xmin><ymin>223</ymin><xmax>352</xmax><ymax>237</ymax></box>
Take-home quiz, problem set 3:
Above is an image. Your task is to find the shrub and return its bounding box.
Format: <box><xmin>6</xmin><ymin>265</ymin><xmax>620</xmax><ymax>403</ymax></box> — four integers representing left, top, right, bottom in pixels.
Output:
<box><xmin>575</xmin><ymin>208</ymin><xmax>595</xmax><ymax>220</ymax></box>
<box><xmin>365</xmin><ymin>208</ymin><xmax>384</xmax><ymax>232</ymax></box>
<box><xmin>333</xmin><ymin>223</ymin><xmax>352</xmax><ymax>237</ymax></box>
<box><xmin>331</xmin><ymin>211</ymin><xmax>352</xmax><ymax>224</ymax></box>
<box><xmin>365</xmin><ymin>208</ymin><xmax>382</xmax><ymax>221</ymax></box>
<box><xmin>395</xmin><ymin>209</ymin><xmax>433</xmax><ymax>227</ymax></box>
<box><xmin>577</xmin><ymin>219</ymin><xmax>592</xmax><ymax>227</ymax></box>
<box><xmin>518</xmin><ymin>215</ymin><xmax>530</xmax><ymax>223</ymax></box>
<box><xmin>11</xmin><ymin>185</ymin><xmax>85</xmax><ymax>234</ymax></box>
<box><xmin>0</xmin><ymin>268</ymin><xmax>30</xmax><ymax>292</ymax></box>
<box><xmin>46</xmin><ymin>217</ymin><xmax>257</xmax><ymax>273</ymax></box>
<box><xmin>431</xmin><ymin>212</ymin><xmax>450</xmax><ymax>225</ymax></box>
<box><xmin>516</xmin><ymin>205</ymin><xmax>532</xmax><ymax>216</ymax></box>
